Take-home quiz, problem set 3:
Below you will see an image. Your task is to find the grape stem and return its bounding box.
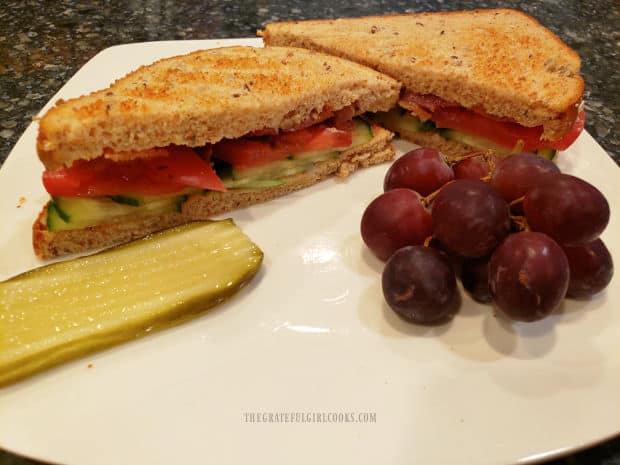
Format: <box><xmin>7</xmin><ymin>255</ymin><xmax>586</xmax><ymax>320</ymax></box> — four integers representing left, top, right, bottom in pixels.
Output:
<box><xmin>510</xmin><ymin>215</ymin><xmax>530</xmax><ymax>231</ymax></box>
<box><xmin>422</xmin><ymin>149</ymin><xmax>496</xmax><ymax>206</ymax></box>
<box><xmin>423</xmin><ymin>235</ymin><xmax>434</xmax><ymax>248</ymax></box>
<box><xmin>509</xmin><ymin>197</ymin><xmax>529</xmax><ymax>231</ymax></box>
<box><xmin>448</xmin><ymin>150</ymin><xmax>487</xmax><ymax>164</ymax></box>
<box><xmin>480</xmin><ymin>152</ymin><xmax>497</xmax><ymax>183</ymax></box>
<box><xmin>421</xmin><ymin>181</ymin><xmax>452</xmax><ymax>207</ymax></box>
<box><xmin>450</xmin><ymin>149</ymin><xmax>498</xmax><ymax>182</ymax></box>
<box><xmin>509</xmin><ymin>196</ymin><xmax>525</xmax><ymax>207</ymax></box>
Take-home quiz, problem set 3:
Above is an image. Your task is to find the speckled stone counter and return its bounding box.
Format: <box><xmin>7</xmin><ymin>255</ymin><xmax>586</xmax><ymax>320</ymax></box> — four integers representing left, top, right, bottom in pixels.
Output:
<box><xmin>0</xmin><ymin>0</ymin><xmax>619</xmax><ymax>165</ymax></box>
<box><xmin>0</xmin><ymin>1</ymin><xmax>619</xmax><ymax>464</ymax></box>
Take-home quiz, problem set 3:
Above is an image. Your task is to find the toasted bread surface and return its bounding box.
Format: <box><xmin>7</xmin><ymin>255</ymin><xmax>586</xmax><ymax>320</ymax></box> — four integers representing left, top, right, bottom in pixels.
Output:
<box><xmin>262</xmin><ymin>9</ymin><xmax>583</xmax><ymax>140</ymax></box>
<box><xmin>33</xmin><ymin>125</ymin><xmax>394</xmax><ymax>258</ymax></box>
<box><xmin>38</xmin><ymin>46</ymin><xmax>400</xmax><ymax>170</ymax></box>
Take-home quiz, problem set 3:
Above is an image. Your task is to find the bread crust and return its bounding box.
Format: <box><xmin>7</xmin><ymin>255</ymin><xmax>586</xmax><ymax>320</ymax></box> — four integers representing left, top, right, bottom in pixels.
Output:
<box><xmin>37</xmin><ymin>46</ymin><xmax>400</xmax><ymax>170</ymax></box>
<box><xmin>33</xmin><ymin>125</ymin><xmax>394</xmax><ymax>259</ymax></box>
<box><xmin>262</xmin><ymin>9</ymin><xmax>584</xmax><ymax>140</ymax></box>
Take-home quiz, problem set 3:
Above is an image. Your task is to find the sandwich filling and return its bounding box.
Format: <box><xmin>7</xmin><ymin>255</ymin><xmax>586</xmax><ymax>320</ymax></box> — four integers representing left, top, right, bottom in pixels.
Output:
<box><xmin>41</xmin><ymin>116</ymin><xmax>373</xmax><ymax>232</ymax></box>
<box><xmin>373</xmin><ymin>91</ymin><xmax>584</xmax><ymax>159</ymax></box>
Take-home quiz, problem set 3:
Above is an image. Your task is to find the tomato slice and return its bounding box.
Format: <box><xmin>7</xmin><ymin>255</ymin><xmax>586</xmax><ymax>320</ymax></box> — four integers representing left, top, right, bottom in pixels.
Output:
<box><xmin>432</xmin><ymin>108</ymin><xmax>546</xmax><ymax>151</ymax></box>
<box><xmin>43</xmin><ymin>146</ymin><xmax>226</xmax><ymax>197</ymax></box>
<box><xmin>142</xmin><ymin>146</ymin><xmax>226</xmax><ymax>190</ymax></box>
<box><xmin>433</xmin><ymin>108</ymin><xmax>585</xmax><ymax>151</ymax></box>
<box><xmin>277</xmin><ymin>124</ymin><xmax>352</xmax><ymax>152</ymax></box>
<box><xmin>212</xmin><ymin>139</ymin><xmax>288</xmax><ymax>170</ymax></box>
<box><xmin>213</xmin><ymin>123</ymin><xmax>353</xmax><ymax>170</ymax></box>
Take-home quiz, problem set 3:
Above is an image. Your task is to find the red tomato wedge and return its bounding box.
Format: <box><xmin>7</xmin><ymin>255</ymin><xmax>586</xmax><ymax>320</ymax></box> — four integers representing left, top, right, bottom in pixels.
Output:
<box><xmin>432</xmin><ymin>108</ymin><xmax>546</xmax><ymax>151</ymax></box>
<box><xmin>213</xmin><ymin>123</ymin><xmax>353</xmax><ymax>170</ymax></box>
<box><xmin>431</xmin><ymin>107</ymin><xmax>585</xmax><ymax>152</ymax></box>
<box><xmin>43</xmin><ymin>146</ymin><xmax>226</xmax><ymax>197</ymax></box>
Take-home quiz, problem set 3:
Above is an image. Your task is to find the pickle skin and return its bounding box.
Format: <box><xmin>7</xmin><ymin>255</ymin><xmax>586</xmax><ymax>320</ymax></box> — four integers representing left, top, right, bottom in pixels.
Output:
<box><xmin>0</xmin><ymin>220</ymin><xmax>263</xmax><ymax>387</ymax></box>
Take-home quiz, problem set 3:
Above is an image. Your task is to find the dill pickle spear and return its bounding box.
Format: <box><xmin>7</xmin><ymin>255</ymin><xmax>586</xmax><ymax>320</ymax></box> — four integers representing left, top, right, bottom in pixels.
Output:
<box><xmin>0</xmin><ymin>220</ymin><xmax>263</xmax><ymax>387</ymax></box>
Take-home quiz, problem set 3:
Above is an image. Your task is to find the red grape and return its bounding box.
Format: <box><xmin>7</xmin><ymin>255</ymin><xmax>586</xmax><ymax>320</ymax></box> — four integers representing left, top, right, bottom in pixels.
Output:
<box><xmin>384</xmin><ymin>148</ymin><xmax>454</xmax><ymax>195</ymax></box>
<box><xmin>524</xmin><ymin>173</ymin><xmax>610</xmax><ymax>246</ymax></box>
<box><xmin>461</xmin><ymin>256</ymin><xmax>492</xmax><ymax>303</ymax></box>
<box><xmin>361</xmin><ymin>188</ymin><xmax>433</xmax><ymax>261</ymax></box>
<box><xmin>489</xmin><ymin>232</ymin><xmax>569</xmax><ymax>321</ymax></box>
<box><xmin>454</xmin><ymin>155</ymin><xmax>491</xmax><ymax>180</ymax></box>
<box><xmin>562</xmin><ymin>239</ymin><xmax>614</xmax><ymax>298</ymax></box>
<box><xmin>491</xmin><ymin>153</ymin><xmax>560</xmax><ymax>202</ymax></box>
<box><xmin>382</xmin><ymin>246</ymin><xmax>458</xmax><ymax>323</ymax></box>
<box><xmin>432</xmin><ymin>179</ymin><xmax>511</xmax><ymax>258</ymax></box>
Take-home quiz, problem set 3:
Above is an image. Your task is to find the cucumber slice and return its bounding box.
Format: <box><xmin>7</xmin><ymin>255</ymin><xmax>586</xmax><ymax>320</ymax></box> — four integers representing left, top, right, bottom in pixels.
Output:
<box><xmin>351</xmin><ymin>118</ymin><xmax>373</xmax><ymax>145</ymax></box>
<box><xmin>442</xmin><ymin>129</ymin><xmax>558</xmax><ymax>160</ymax></box>
<box><xmin>221</xmin><ymin>152</ymin><xmax>327</xmax><ymax>190</ymax></box>
<box><xmin>222</xmin><ymin>178</ymin><xmax>287</xmax><ymax>189</ymax></box>
<box><xmin>292</xmin><ymin>149</ymin><xmax>339</xmax><ymax>162</ymax></box>
<box><xmin>0</xmin><ymin>220</ymin><xmax>263</xmax><ymax>387</ymax></box>
<box><xmin>46</xmin><ymin>201</ymin><xmax>70</xmax><ymax>231</ymax></box>
<box><xmin>218</xmin><ymin>118</ymin><xmax>373</xmax><ymax>190</ymax></box>
<box><xmin>47</xmin><ymin>194</ymin><xmax>186</xmax><ymax>231</ymax></box>
<box><xmin>107</xmin><ymin>195</ymin><xmax>141</xmax><ymax>206</ymax></box>
<box><xmin>107</xmin><ymin>192</ymin><xmax>196</xmax><ymax>207</ymax></box>
<box><xmin>535</xmin><ymin>148</ymin><xmax>557</xmax><ymax>160</ymax></box>
<box><xmin>217</xmin><ymin>159</ymin><xmax>289</xmax><ymax>189</ymax></box>
<box><xmin>372</xmin><ymin>109</ymin><xmax>435</xmax><ymax>134</ymax></box>
<box><xmin>439</xmin><ymin>129</ymin><xmax>513</xmax><ymax>153</ymax></box>
<box><xmin>232</xmin><ymin>158</ymin><xmax>314</xmax><ymax>182</ymax></box>
<box><xmin>289</xmin><ymin>119</ymin><xmax>372</xmax><ymax>162</ymax></box>
<box><xmin>373</xmin><ymin>109</ymin><xmax>558</xmax><ymax>160</ymax></box>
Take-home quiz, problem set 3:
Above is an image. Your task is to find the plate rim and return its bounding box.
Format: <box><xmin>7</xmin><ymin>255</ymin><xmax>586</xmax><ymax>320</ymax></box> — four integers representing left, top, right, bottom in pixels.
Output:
<box><xmin>1</xmin><ymin>38</ymin><xmax>619</xmax><ymax>465</ymax></box>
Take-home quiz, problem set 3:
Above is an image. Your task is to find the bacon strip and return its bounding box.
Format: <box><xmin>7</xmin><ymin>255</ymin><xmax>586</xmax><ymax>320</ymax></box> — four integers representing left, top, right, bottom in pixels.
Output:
<box><xmin>244</xmin><ymin>104</ymin><xmax>356</xmax><ymax>138</ymax></box>
<box><xmin>399</xmin><ymin>91</ymin><xmax>460</xmax><ymax>113</ymax></box>
<box><xmin>399</xmin><ymin>91</ymin><xmax>519</xmax><ymax>124</ymax></box>
<box><xmin>398</xmin><ymin>99</ymin><xmax>432</xmax><ymax>122</ymax></box>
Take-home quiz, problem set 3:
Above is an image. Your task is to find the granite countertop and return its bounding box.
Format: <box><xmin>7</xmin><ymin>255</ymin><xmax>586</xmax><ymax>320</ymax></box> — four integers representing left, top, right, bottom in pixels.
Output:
<box><xmin>0</xmin><ymin>0</ymin><xmax>618</xmax><ymax>165</ymax></box>
<box><xmin>0</xmin><ymin>1</ymin><xmax>619</xmax><ymax>464</ymax></box>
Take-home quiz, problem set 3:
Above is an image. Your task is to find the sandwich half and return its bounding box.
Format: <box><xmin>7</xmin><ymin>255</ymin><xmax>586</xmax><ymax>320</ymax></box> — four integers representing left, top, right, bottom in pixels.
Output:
<box><xmin>34</xmin><ymin>46</ymin><xmax>400</xmax><ymax>258</ymax></box>
<box><xmin>260</xmin><ymin>9</ymin><xmax>585</xmax><ymax>159</ymax></box>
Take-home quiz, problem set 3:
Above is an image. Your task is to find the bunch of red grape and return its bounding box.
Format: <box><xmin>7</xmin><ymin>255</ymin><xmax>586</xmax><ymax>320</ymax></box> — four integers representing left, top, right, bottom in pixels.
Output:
<box><xmin>361</xmin><ymin>148</ymin><xmax>613</xmax><ymax>324</ymax></box>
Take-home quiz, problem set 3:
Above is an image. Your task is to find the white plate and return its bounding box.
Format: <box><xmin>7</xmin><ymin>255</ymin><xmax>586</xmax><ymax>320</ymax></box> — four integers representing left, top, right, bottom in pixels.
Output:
<box><xmin>1</xmin><ymin>39</ymin><xmax>619</xmax><ymax>465</ymax></box>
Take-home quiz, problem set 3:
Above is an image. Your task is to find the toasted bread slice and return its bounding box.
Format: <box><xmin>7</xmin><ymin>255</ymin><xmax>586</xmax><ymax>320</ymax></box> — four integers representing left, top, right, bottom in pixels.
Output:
<box><xmin>261</xmin><ymin>9</ymin><xmax>584</xmax><ymax>141</ymax></box>
<box><xmin>38</xmin><ymin>46</ymin><xmax>400</xmax><ymax>170</ymax></box>
<box><xmin>33</xmin><ymin>124</ymin><xmax>394</xmax><ymax>259</ymax></box>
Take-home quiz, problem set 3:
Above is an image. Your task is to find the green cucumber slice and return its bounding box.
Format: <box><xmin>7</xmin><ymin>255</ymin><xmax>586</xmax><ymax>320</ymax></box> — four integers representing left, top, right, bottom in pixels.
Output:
<box><xmin>290</xmin><ymin>119</ymin><xmax>372</xmax><ymax>162</ymax></box>
<box><xmin>535</xmin><ymin>148</ymin><xmax>557</xmax><ymax>160</ymax></box>
<box><xmin>351</xmin><ymin>118</ymin><xmax>373</xmax><ymax>145</ymax></box>
<box><xmin>442</xmin><ymin>129</ymin><xmax>559</xmax><ymax>160</ymax></box>
<box><xmin>292</xmin><ymin>149</ymin><xmax>339</xmax><ymax>162</ymax></box>
<box><xmin>222</xmin><ymin>178</ymin><xmax>287</xmax><ymax>189</ymax></box>
<box><xmin>0</xmin><ymin>220</ymin><xmax>263</xmax><ymax>387</ymax></box>
<box><xmin>439</xmin><ymin>129</ymin><xmax>513</xmax><ymax>153</ymax></box>
<box><xmin>373</xmin><ymin>108</ymin><xmax>558</xmax><ymax>160</ymax></box>
<box><xmin>47</xmin><ymin>194</ymin><xmax>185</xmax><ymax>231</ymax></box>
<box><xmin>371</xmin><ymin>109</ymin><xmax>435</xmax><ymax>134</ymax></box>
<box><xmin>226</xmin><ymin>118</ymin><xmax>373</xmax><ymax>187</ymax></box>
<box><xmin>46</xmin><ymin>201</ymin><xmax>70</xmax><ymax>230</ymax></box>
<box><xmin>107</xmin><ymin>195</ymin><xmax>141</xmax><ymax>206</ymax></box>
<box><xmin>232</xmin><ymin>158</ymin><xmax>314</xmax><ymax>182</ymax></box>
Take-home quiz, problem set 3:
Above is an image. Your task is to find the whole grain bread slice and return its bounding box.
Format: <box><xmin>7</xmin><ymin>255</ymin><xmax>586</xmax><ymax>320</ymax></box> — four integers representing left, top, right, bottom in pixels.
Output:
<box><xmin>38</xmin><ymin>46</ymin><xmax>400</xmax><ymax>170</ymax></box>
<box><xmin>33</xmin><ymin>124</ymin><xmax>394</xmax><ymax>259</ymax></box>
<box><xmin>261</xmin><ymin>9</ymin><xmax>584</xmax><ymax>141</ymax></box>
